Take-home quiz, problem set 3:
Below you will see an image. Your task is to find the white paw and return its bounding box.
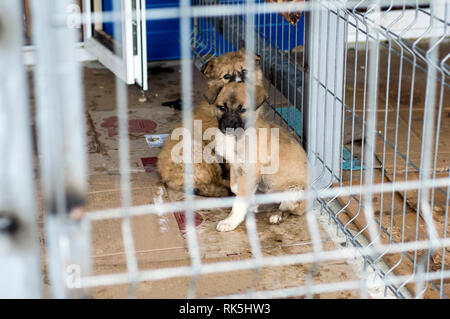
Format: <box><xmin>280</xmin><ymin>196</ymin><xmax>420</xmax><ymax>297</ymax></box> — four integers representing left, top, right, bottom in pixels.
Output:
<box><xmin>269</xmin><ymin>214</ymin><xmax>283</xmax><ymax>225</ymax></box>
<box><xmin>216</xmin><ymin>218</ymin><xmax>241</xmax><ymax>232</ymax></box>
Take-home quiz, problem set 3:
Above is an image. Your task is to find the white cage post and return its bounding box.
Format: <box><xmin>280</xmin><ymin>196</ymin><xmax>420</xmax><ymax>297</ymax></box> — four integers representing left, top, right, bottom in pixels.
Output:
<box><xmin>31</xmin><ymin>0</ymin><xmax>91</xmax><ymax>298</ymax></box>
<box><xmin>303</xmin><ymin>0</ymin><xmax>346</xmax><ymax>190</ymax></box>
<box><xmin>0</xmin><ymin>0</ymin><xmax>42</xmax><ymax>299</ymax></box>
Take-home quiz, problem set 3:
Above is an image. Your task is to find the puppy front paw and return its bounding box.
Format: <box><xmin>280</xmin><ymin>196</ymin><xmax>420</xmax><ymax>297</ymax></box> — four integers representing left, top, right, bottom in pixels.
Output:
<box><xmin>216</xmin><ymin>218</ymin><xmax>241</xmax><ymax>232</ymax></box>
<box><xmin>269</xmin><ymin>212</ymin><xmax>284</xmax><ymax>225</ymax></box>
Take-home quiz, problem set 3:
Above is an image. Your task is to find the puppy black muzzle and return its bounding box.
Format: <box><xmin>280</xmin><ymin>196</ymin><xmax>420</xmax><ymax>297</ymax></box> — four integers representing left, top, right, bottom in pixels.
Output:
<box><xmin>219</xmin><ymin>112</ymin><xmax>244</xmax><ymax>135</ymax></box>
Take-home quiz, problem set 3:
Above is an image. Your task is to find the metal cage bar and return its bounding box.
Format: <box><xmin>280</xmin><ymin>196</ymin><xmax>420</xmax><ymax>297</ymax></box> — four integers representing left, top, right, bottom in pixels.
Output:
<box><xmin>0</xmin><ymin>0</ymin><xmax>42</xmax><ymax>299</ymax></box>
<box><xmin>31</xmin><ymin>0</ymin><xmax>91</xmax><ymax>298</ymax></box>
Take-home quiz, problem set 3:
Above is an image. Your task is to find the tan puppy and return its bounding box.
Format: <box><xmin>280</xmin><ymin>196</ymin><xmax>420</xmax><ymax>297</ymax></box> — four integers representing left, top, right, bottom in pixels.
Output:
<box><xmin>157</xmin><ymin>50</ymin><xmax>263</xmax><ymax>197</ymax></box>
<box><xmin>212</xmin><ymin>82</ymin><xmax>308</xmax><ymax>231</ymax></box>
<box><xmin>202</xmin><ymin>49</ymin><xmax>263</xmax><ymax>103</ymax></box>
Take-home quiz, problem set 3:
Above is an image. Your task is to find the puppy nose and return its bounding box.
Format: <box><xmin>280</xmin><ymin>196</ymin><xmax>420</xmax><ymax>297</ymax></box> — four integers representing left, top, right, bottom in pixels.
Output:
<box><xmin>220</xmin><ymin>117</ymin><xmax>243</xmax><ymax>134</ymax></box>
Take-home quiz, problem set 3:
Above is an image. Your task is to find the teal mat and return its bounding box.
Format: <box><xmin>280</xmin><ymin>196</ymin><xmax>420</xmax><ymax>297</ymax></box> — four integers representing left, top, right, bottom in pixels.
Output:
<box><xmin>342</xmin><ymin>147</ymin><xmax>363</xmax><ymax>171</ymax></box>
<box><xmin>275</xmin><ymin>106</ymin><xmax>303</xmax><ymax>136</ymax></box>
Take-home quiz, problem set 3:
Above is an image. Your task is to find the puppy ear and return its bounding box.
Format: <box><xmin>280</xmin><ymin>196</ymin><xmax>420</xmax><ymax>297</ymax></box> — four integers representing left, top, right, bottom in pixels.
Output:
<box><xmin>255</xmin><ymin>85</ymin><xmax>268</xmax><ymax>109</ymax></box>
<box><xmin>201</xmin><ymin>57</ymin><xmax>217</xmax><ymax>77</ymax></box>
<box><xmin>255</xmin><ymin>54</ymin><xmax>261</xmax><ymax>64</ymax></box>
<box><xmin>203</xmin><ymin>84</ymin><xmax>223</xmax><ymax>104</ymax></box>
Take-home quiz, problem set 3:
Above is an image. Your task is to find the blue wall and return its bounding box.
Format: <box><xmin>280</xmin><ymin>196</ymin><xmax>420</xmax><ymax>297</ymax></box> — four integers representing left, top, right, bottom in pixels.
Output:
<box><xmin>103</xmin><ymin>0</ymin><xmax>181</xmax><ymax>61</ymax></box>
<box><xmin>144</xmin><ymin>0</ymin><xmax>181</xmax><ymax>61</ymax></box>
<box><xmin>102</xmin><ymin>0</ymin><xmax>303</xmax><ymax>61</ymax></box>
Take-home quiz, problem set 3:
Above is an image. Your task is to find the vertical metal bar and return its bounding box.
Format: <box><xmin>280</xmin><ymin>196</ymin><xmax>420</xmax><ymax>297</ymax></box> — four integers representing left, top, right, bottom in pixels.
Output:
<box><xmin>352</xmin><ymin>2</ymin><xmax>372</xmax><ymax>249</ymax></box>
<box><xmin>337</xmin><ymin>9</ymin><xmax>348</xmax><ymax>186</ymax></box>
<box><xmin>413</xmin><ymin>0</ymin><xmax>443</xmax><ymax>298</ymax></box>
<box><xmin>371</xmin><ymin>2</ymin><xmax>403</xmax><ymax>288</ymax></box>
<box><xmin>302</xmin><ymin>3</ymin><xmax>311</xmax><ymax>151</ymax></box>
<box><xmin>281</xmin><ymin>14</ymin><xmax>285</xmax><ymax>122</ymax></box>
<box><xmin>121</xmin><ymin>0</ymin><xmax>135</xmax><ymax>84</ymax></box>
<box><xmin>262</xmin><ymin>1</ymin><xmax>267</xmax><ymax>75</ymax></box>
<box><xmin>324</xmin><ymin>4</ymin><xmax>343</xmax><ymax>193</ymax></box>
<box><xmin>302</xmin><ymin>0</ymin><xmax>325</xmax><ymax>299</ymax></box>
<box><xmin>416</xmin><ymin>0</ymin><xmax>441</xmax><ymax>246</ymax></box>
<box><xmin>0</xmin><ymin>0</ymin><xmax>42</xmax><ymax>298</ymax></box>
<box><xmin>274</xmin><ymin>11</ymin><xmax>279</xmax><ymax>121</ymax></box>
<box><xmin>31</xmin><ymin>0</ymin><xmax>90</xmax><ymax>298</ymax></box>
<box><xmin>111</xmin><ymin>0</ymin><xmax>139</xmax><ymax>298</ymax></box>
<box><xmin>306</xmin><ymin>0</ymin><xmax>344</xmax><ymax>190</ymax></box>
<box><xmin>362</xmin><ymin>2</ymin><xmax>382</xmax><ymax>245</ymax></box>
<box><xmin>395</xmin><ymin>1</ymin><xmax>421</xmax><ymax>296</ymax></box>
<box><xmin>82</xmin><ymin>0</ymin><xmax>93</xmax><ymax>39</ymax></box>
<box><xmin>437</xmin><ymin>10</ymin><xmax>450</xmax><ymax>299</ymax></box>
<box><xmin>180</xmin><ymin>0</ymin><xmax>202</xmax><ymax>299</ymax></box>
<box><xmin>382</xmin><ymin>2</ymin><xmax>406</xmax><ymax>289</ymax></box>
<box><xmin>341</xmin><ymin>8</ymin><xmax>360</xmax><ymax>240</ymax></box>
<box><xmin>137</xmin><ymin>0</ymin><xmax>148</xmax><ymax>91</ymax></box>
<box><xmin>244</xmin><ymin>0</ymin><xmax>264</xmax><ymax>298</ymax></box>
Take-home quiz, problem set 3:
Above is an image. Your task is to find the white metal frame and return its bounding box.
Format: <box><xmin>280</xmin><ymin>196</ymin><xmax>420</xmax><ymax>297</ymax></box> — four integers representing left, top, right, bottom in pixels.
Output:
<box><xmin>31</xmin><ymin>0</ymin><xmax>91</xmax><ymax>298</ymax></box>
<box><xmin>305</xmin><ymin>2</ymin><xmax>346</xmax><ymax>190</ymax></box>
<box><xmin>0</xmin><ymin>0</ymin><xmax>42</xmax><ymax>299</ymax></box>
<box><xmin>82</xmin><ymin>0</ymin><xmax>147</xmax><ymax>89</ymax></box>
<box><xmin>347</xmin><ymin>8</ymin><xmax>450</xmax><ymax>43</ymax></box>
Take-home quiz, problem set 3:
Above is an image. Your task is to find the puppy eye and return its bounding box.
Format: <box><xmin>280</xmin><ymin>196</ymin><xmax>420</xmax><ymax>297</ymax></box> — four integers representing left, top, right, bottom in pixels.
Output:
<box><xmin>217</xmin><ymin>105</ymin><xmax>227</xmax><ymax>112</ymax></box>
<box><xmin>223</xmin><ymin>74</ymin><xmax>231</xmax><ymax>80</ymax></box>
<box><xmin>242</xmin><ymin>69</ymin><xmax>248</xmax><ymax>74</ymax></box>
<box><xmin>238</xmin><ymin>105</ymin><xmax>246</xmax><ymax>113</ymax></box>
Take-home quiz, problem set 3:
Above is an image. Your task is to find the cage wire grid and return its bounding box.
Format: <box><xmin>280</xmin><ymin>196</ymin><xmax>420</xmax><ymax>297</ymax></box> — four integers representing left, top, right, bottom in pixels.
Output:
<box><xmin>0</xmin><ymin>0</ymin><xmax>449</xmax><ymax>299</ymax></box>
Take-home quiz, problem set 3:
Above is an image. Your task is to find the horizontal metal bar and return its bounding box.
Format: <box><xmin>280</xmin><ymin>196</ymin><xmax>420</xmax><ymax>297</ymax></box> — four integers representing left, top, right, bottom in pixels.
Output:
<box><xmin>79</xmin><ymin>238</ymin><xmax>450</xmax><ymax>288</ymax></box>
<box><xmin>85</xmin><ymin>177</ymin><xmax>450</xmax><ymax>220</ymax></box>
<box><xmin>54</xmin><ymin>1</ymin><xmax>438</xmax><ymax>25</ymax></box>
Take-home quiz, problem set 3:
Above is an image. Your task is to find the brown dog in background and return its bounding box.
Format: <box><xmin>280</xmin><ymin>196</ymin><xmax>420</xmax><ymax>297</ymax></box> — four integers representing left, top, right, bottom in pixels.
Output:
<box><xmin>212</xmin><ymin>82</ymin><xmax>308</xmax><ymax>231</ymax></box>
<box><xmin>157</xmin><ymin>50</ymin><xmax>264</xmax><ymax>197</ymax></box>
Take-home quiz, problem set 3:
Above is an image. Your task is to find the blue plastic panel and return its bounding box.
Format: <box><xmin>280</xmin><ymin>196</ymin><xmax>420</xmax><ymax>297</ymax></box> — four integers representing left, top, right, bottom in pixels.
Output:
<box><xmin>102</xmin><ymin>0</ymin><xmax>181</xmax><ymax>61</ymax></box>
<box><xmin>101</xmin><ymin>0</ymin><xmax>304</xmax><ymax>61</ymax></box>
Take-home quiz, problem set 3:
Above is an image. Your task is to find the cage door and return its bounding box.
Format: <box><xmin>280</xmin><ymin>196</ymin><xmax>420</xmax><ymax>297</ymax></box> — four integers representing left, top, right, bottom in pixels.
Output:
<box><xmin>82</xmin><ymin>0</ymin><xmax>148</xmax><ymax>90</ymax></box>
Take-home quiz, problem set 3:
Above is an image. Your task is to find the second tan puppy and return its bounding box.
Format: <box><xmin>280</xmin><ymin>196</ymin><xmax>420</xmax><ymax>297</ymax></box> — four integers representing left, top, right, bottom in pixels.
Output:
<box><xmin>202</xmin><ymin>49</ymin><xmax>263</xmax><ymax>103</ymax></box>
<box><xmin>212</xmin><ymin>82</ymin><xmax>309</xmax><ymax>231</ymax></box>
<box><xmin>157</xmin><ymin>50</ymin><xmax>263</xmax><ymax>197</ymax></box>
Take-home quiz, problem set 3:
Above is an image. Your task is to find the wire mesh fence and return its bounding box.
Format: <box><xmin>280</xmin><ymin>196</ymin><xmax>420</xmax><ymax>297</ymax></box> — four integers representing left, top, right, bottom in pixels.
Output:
<box><xmin>0</xmin><ymin>0</ymin><xmax>449</xmax><ymax>299</ymax></box>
